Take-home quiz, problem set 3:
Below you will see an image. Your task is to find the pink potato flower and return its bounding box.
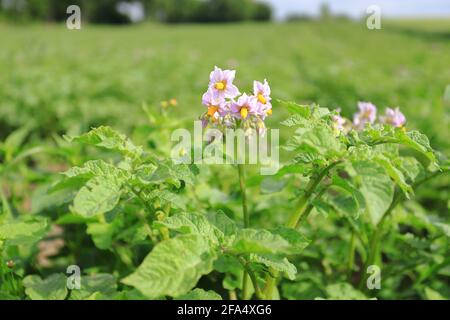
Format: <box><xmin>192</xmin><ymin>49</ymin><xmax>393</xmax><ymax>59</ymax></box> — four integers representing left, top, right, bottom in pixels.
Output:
<box><xmin>202</xmin><ymin>89</ymin><xmax>228</xmax><ymax>117</ymax></box>
<box><xmin>253</xmin><ymin>79</ymin><xmax>272</xmax><ymax>117</ymax></box>
<box><xmin>381</xmin><ymin>107</ymin><xmax>406</xmax><ymax>127</ymax></box>
<box><xmin>230</xmin><ymin>93</ymin><xmax>258</xmax><ymax>120</ymax></box>
<box><xmin>353</xmin><ymin>101</ymin><xmax>377</xmax><ymax>129</ymax></box>
<box><xmin>208</xmin><ymin>66</ymin><xmax>240</xmax><ymax>100</ymax></box>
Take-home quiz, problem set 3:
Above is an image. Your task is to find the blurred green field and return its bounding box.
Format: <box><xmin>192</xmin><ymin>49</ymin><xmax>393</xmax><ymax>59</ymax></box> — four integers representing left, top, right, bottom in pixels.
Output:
<box><xmin>1</xmin><ymin>20</ymin><xmax>449</xmax><ymax>150</ymax></box>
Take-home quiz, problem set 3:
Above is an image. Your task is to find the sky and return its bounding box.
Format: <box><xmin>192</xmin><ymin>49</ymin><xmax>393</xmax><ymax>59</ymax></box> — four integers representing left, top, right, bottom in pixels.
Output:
<box><xmin>263</xmin><ymin>0</ymin><xmax>450</xmax><ymax>20</ymax></box>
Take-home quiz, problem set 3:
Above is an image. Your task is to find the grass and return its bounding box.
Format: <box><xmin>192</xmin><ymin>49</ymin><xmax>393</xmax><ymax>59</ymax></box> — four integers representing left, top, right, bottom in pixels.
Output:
<box><xmin>1</xmin><ymin>20</ymin><xmax>449</xmax><ymax>151</ymax></box>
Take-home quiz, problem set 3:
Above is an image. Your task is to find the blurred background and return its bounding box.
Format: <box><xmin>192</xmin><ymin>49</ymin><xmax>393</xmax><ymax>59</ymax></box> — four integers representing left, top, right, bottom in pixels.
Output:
<box><xmin>0</xmin><ymin>0</ymin><xmax>449</xmax><ymax>149</ymax></box>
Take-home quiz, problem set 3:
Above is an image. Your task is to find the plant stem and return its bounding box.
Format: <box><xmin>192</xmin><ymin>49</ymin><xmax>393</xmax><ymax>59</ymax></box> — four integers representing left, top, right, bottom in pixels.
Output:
<box><xmin>286</xmin><ymin>162</ymin><xmax>339</xmax><ymax>228</ymax></box>
<box><xmin>347</xmin><ymin>231</ymin><xmax>356</xmax><ymax>281</ymax></box>
<box><xmin>358</xmin><ymin>169</ymin><xmax>448</xmax><ymax>290</ymax></box>
<box><xmin>238</xmin><ymin>256</ymin><xmax>263</xmax><ymax>300</ymax></box>
<box><xmin>263</xmin><ymin>164</ymin><xmax>337</xmax><ymax>299</ymax></box>
<box><xmin>237</xmin><ymin>164</ymin><xmax>251</xmax><ymax>299</ymax></box>
<box><xmin>238</xmin><ymin>164</ymin><xmax>249</xmax><ymax>228</ymax></box>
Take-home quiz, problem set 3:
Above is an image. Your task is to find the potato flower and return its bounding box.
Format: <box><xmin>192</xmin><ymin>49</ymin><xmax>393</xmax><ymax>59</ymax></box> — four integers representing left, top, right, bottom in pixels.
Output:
<box><xmin>253</xmin><ymin>79</ymin><xmax>272</xmax><ymax>118</ymax></box>
<box><xmin>208</xmin><ymin>66</ymin><xmax>240</xmax><ymax>99</ymax></box>
<box><xmin>230</xmin><ymin>93</ymin><xmax>259</xmax><ymax>120</ymax></box>
<box><xmin>381</xmin><ymin>107</ymin><xmax>406</xmax><ymax>127</ymax></box>
<box><xmin>353</xmin><ymin>101</ymin><xmax>377</xmax><ymax>130</ymax></box>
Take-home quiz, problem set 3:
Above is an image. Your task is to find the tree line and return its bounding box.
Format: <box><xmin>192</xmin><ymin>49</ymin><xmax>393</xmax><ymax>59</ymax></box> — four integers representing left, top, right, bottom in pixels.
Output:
<box><xmin>0</xmin><ymin>0</ymin><xmax>272</xmax><ymax>23</ymax></box>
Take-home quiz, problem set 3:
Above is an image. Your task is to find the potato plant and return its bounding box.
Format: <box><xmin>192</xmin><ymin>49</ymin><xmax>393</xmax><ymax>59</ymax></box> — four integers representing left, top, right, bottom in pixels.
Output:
<box><xmin>1</xmin><ymin>69</ymin><xmax>448</xmax><ymax>300</ymax></box>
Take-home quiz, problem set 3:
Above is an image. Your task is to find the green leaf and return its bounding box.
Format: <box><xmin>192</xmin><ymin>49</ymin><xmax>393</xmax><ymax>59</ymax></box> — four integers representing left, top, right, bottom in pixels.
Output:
<box><xmin>279</xmin><ymin>100</ymin><xmax>311</xmax><ymax>118</ymax></box>
<box><xmin>350</xmin><ymin>160</ymin><xmax>394</xmax><ymax>225</ymax></box>
<box><xmin>154</xmin><ymin>212</ymin><xmax>226</xmax><ymax>246</ymax></box>
<box><xmin>66</xmin><ymin>126</ymin><xmax>142</xmax><ymax>159</ymax></box>
<box><xmin>69</xmin><ymin>274</ymin><xmax>117</xmax><ymax>300</ymax></box>
<box><xmin>175</xmin><ymin>288</ymin><xmax>222</xmax><ymax>300</ymax></box>
<box><xmin>205</xmin><ymin>211</ymin><xmax>237</xmax><ymax>238</ymax></box>
<box><xmin>72</xmin><ymin>176</ymin><xmax>122</xmax><ymax>217</ymax></box>
<box><xmin>320</xmin><ymin>283</ymin><xmax>371</xmax><ymax>300</ymax></box>
<box><xmin>271</xmin><ymin>226</ymin><xmax>310</xmax><ymax>253</ymax></box>
<box><xmin>249</xmin><ymin>254</ymin><xmax>297</xmax><ymax>280</ymax></box>
<box><xmin>148</xmin><ymin>189</ymin><xmax>186</xmax><ymax>210</ymax></box>
<box><xmin>23</xmin><ymin>274</ymin><xmax>68</xmax><ymax>300</ymax></box>
<box><xmin>260</xmin><ymin>177</ymin><xmax>287</xmax><ymax>194</ymax></box>
<box><xmin>52</xmin><ymin>160</ymin><xmax>129</xmax><ymax>192</ymax></box>
<box><xmin>0</xmin><ymin>217</ymin><xmax>48</xmax><ymax>246</ymax></box>
<box><xmin>230</xmin><ymin>229</ymin><xmax>292</xmax><ymax>255</ymax></box>
<box><xmin>140</xmin><ymin>160</ymin><xmax>195</xmax><ymax>187</ymax></box>
<box><xmin>394</xmin><ymin>130</ymin><xmax>437</xmax><ymax>165</ymax></box>
<box><xmin>374</xmin><ymin>155</ymin><xmax>413</xmax><ymax>197</ymax></box>
<box><xmin>121</xmin><ymin>234</ymin><xmax>216</xmax><ymax>298</ymax></box>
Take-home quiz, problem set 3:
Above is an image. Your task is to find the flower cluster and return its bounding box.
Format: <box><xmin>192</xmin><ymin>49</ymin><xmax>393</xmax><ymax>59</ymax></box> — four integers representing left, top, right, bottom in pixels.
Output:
<box><xmin>200</xmin><ymin>66</ymin><xmax>272</xmax><ymax>135</ymax></box>
<box><xmin>332</xmin><ymin>101</ymin><xmax>406</xmax><ymax>135</ymax></box>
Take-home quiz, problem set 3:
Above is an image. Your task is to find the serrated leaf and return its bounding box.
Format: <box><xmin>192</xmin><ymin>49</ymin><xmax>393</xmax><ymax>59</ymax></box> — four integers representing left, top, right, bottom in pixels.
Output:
<box><xmin>23</xmin><ymin>274</ymin><xmax>68</xmax><ymax>300</ymax></box>
<box><xmin>374</xmin><ymin>155</ymin><xmax>413</xmax><ymax>197</ymax></box>
<box><xmin>72</xmin><ymin>176</ymin><xmax>122</xmax><ymax>217</ymax></box>
<box><xmin>66</xmin><ymin>126</ymin><xmax>142</xmax><ymax>159</ymax></box>
<box><xmin>175</xmin><ymin>288</ymin><xmax>222</xmax><ymax>300</ymax></box>
<box><xmin>121</xmin><ymin>234</ymin><xmax>216</xmax><ymax>298</ymax></box>
<box><xmin>153</xmin><ymin>212</ymin><xmax>226</xmax><ymax>245</ymax></box>
<box><xmin>139</xmin><ymin>160</ymin><xmax>195</xmax><ymax>187</ymax></box>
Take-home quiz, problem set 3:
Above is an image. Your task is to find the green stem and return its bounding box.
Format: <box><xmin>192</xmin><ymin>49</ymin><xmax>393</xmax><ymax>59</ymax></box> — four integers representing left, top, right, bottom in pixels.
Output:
<box><xmin>238</xmin><ymin>164</ymin><xmax>249</xmax><ymax>227</ymax></box>
<box><xmin>238</xmin><ymin>257</ymin><xmax>263</xmax><ymax>300</ymax></box>
<box><xmin>358</xmin><ymin>169</ymin><xmax>448</xmax><ymax>290</ymax></box>
<box><xmin>237</xmin><ymin>164</ymin><xmax>251</xmax><ymax>299</ymax></box>
<box><xmin>286</xmin><ymin>162</ymin><xmax>339</xmax><ymax>228</ymax></box>
<box><xmin>347</xmin><ymin>231</ymin><xmax>356</xmax><ymax>281</ymax></box>
<box><xmin>263</xmin><ymin>165</ymin><xmax>336</xmax><ymax>300</ymax></box>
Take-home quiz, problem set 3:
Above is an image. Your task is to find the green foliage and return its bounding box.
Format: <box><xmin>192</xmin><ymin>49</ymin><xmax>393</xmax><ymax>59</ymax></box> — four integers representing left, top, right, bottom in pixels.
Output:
<box><xmin>0</xmin><ymin>20</ymin><xmax>448</xmax><ymax>300</ymax></box>
<box><xmin>23</xmin><ymin>274</ymin><xmax>68</xmax><ymax>300</ymax></box>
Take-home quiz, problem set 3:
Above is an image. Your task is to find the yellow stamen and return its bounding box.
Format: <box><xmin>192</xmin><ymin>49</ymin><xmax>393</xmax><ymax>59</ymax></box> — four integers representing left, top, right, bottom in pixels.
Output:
<box><xmin>207</xmin><ymin>105</ymin><xmax>219</xmax><ymax>117</ymax></box>
<box><xmin>266</xmin><ymin>108</ymin><xmax>272</xmax><ymax>116</ymax></box>
<box><xmin>214</xmin><ymin>82</ymin><xmax>225</xmax><ymax>90</ymax></box>
<box><xmin>257</xmin><ymin>93</ymin><xmax>267</xmax><ymax>104</ymax></box>
<box><xmin>240</xmin><ymin>107</ymin><xmax>248</xmax><ymax>119</ymax></box>
<box><xmin>169</xmin><ymin>98</ymin><xmax>177</xmax><ymax>106</ymax></box>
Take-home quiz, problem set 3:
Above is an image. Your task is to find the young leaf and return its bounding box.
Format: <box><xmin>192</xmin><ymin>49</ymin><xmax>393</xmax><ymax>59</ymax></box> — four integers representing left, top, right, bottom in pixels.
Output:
<box><xmin>121</xmin><ymin>234</ymin><xmax>216</xmax><ymax>298</ymax></box>
<box><xmin>66</xmin><ymin>126</ymin><xmax>143</xmax><ymax>159</ymax></box>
